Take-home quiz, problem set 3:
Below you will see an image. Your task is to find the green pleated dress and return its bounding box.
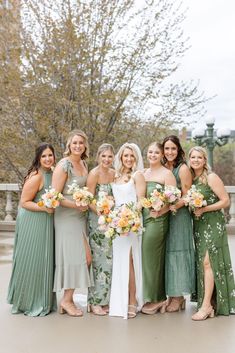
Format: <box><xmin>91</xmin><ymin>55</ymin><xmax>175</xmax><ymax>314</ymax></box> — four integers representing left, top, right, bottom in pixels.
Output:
<box><xmin>87</xmin><ymin>184</ymin><xmax>113</xmax><ymax>306</ymax></box>
<box><xmin>7</xmin><ymin>170</ymin><xmax>56</xmax><ymax>316</ymax></box>
<box><xmin>193</xmin><ymin>178</ymin><xmax>235</xmax><ymax>315</ymax></box>
<box><xmin>142</xmin><ymin>181</ymin><xmax>169</xmax><ymax>303</ymax></box>
<box><xmin>165</xmin><ymin>164</ymin><xmax>195</xmax><ymax>296</ymax></box>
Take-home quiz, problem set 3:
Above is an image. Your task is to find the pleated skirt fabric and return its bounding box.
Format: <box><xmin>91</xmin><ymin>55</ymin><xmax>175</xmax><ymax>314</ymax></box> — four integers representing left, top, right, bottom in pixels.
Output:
<box><xmin>7</xmin><ymin>208</ymin><xmax>56</xmax><ymax>316</ymax></box>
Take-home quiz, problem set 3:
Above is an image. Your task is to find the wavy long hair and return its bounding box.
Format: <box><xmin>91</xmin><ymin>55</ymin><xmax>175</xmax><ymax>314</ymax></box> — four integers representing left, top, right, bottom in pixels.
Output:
<box><xmin>23</xmin><ymin>143</ymin><xmax>55</xmax><ymax>185</ymax></box>
<box><xmin>63</xmin><ymin>129</ymin><xmax>89</xmax><ymax>160</ymax></box>
<box><xmin>162</xmin><ymin>135</ymin><xmax>186</xmax><ymax>167</ymax></box>
<box><xmin>188</xmin><ymin>146</ymin><xmax>211</xmax><ymax>183</ymax></box>
<box><xmin>114</xmin><ymin>143</ymin><xmax>141</xmax><ymax>178</ymax></box>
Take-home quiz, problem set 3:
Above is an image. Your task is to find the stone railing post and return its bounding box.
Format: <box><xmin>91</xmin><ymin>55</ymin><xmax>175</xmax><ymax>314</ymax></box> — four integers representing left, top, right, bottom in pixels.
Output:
<box><xmin>5</xmin><ymin>191</ymin><xmax>14</xmax><ymax>221</ymax></box>
<box><xmin>227</xmin><ymin>187</ymin><xmax>235</xmax><ymax>226</ymax></box>
<box><xmin>0</xmin><ymin>183</ymin><xmax>20</xmax><ymax>222</ymax></box>
<box><xmin>225</xmin><ymin>186</ymin><xmax>235</xmax><ymax>233</ymax></box>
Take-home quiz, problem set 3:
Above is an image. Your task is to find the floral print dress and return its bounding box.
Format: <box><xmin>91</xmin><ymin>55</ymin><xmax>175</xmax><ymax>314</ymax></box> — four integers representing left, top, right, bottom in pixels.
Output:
<box><xmin>87</xmin><ymin>184</ymin><xmax>113</xmax><ymax>306</ymax></box>
<box><xmin>193</xmin><ymin>178</ymin><xmax>235</xmax><ymax>315</ymax></box>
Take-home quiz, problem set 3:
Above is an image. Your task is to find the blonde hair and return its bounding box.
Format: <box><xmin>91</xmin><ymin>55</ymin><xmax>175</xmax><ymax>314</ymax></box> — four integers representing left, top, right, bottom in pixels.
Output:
<box><xmin>114</xmin><ymin>143</ymin><xmax>139</xmax><ymax>178</ymax></box>
<box><xmin>95</xmin><ymin>143</ymin><xmax>115</xmax><ymax>164</ymax></box>
<box><xmin>64</xmin><ymin>130</ymin><xmax>89</xmax><ymax>159</ymax></box>
<box><xmin>188</xmin><ymin>146</ymin><xmax>211</xmax><ymax>183</ymax></box>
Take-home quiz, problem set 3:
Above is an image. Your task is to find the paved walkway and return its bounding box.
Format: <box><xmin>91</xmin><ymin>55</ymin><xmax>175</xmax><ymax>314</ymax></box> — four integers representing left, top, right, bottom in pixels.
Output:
<box><xmin>1</xmin><ymin>237</ymin><xmax>235</xmax><ymax>353</ymax></box>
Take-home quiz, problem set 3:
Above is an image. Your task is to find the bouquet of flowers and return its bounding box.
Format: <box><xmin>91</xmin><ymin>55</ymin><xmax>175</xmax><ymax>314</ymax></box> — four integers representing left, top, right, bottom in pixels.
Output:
<box><xmin>141</xmin><ymin>183</ymin><xmax>167</xmax><ymax>212</ymax></box>
<box><xmin>94</xmin><ymin>191</ymin><xmax>115</xmax><ymax>215</ymax></box>
<box><xmin>67</xmin><ymin>181</ymin><xmax>94</xmax><ymax>207</ymax></box>
<box><xmin>184</xmin><ymin>185</ymin><xmax>207</xmax><ymax>211</ymax></box>
<box><xmin>98</xmin><ymin>203</ymin><xmax>143</xmax><ymax>243</ymax></box>
<box><xmin>164</xmin><ymin>185</ymin><xmax>181</xmax><ymax>214</ymax></box>
<box><xmin>37</xmin><ymin>188</ymin><xmax>64</xmax><ymax>208</ymax></box>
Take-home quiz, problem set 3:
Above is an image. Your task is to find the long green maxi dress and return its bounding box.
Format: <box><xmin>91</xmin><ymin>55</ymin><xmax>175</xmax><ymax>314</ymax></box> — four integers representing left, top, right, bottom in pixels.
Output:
<box><xmin>7</xmin><ymin>170</ymin><xmax>56</xmax><ymax>316</ymax></box>
<box><xmin>87</xmin><ymin>184</ymin><xmax>113</xmax><ymax>306</ymax></box>
<box><xmin>53</xmin><ymin>159</ymin><xmax>92</xmax><ymax>292</ymax></box>
<box><xmin>193</xmin><ymin>178</ymin><xmax>235</xmax><ymax>315</ymax></box>
<box><xmin>165</xmin><ymin>164</ymin><xmax>195</xmax><ymax>296</ymax></box>
<box><xmin>142</xmin><ymin>181</ymin><xmax>169</xmax><ymax>303</ymax></box>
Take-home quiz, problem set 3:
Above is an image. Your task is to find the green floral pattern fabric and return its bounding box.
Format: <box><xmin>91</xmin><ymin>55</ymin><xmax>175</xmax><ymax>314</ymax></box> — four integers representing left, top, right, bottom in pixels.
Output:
<box><xmin>87</xmin><ymin>184</ymin><xmax>113</xmax><ymax>305</ymax></box>
<box><xmin>193</xmin><ymin>178</ymin><xmax>235</xmax><ymax>315</ymax></box>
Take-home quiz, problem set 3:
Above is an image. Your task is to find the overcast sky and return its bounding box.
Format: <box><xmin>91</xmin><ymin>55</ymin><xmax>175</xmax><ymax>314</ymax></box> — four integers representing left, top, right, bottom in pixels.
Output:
<box><xmin>172</xmin><ymin>0</ymin><xmax>235</xmax><ymax>131</ymax></box>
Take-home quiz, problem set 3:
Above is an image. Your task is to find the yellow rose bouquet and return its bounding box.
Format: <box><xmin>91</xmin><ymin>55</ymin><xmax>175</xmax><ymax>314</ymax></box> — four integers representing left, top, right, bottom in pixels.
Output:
<box><xmin>67</xmin><ymin>181</ymin><xmax>94</xmax><ymax>207</ymax></box>
<box><xmin>37</xmin><ymin>188</ymin><xmax>64</xmax><ymax>209</ymax></box>
<box><xmin>141</xmin><ymin>183</ymin><xmax>167</xmax><ymax>212</ymax></box>
<box><xmin>94</xmin><ymin>191</ymin><xmax>115</xmax><ymax>215</ymax></box>
<box><xmin>184</xmin><ymin>185</ymin><xmax>207</xmax><ymax>211</ymax></box>
<box><xmin>98</xmin><ymin>203</ymin><xmax>143</xmax><ymax>244</ymax></box>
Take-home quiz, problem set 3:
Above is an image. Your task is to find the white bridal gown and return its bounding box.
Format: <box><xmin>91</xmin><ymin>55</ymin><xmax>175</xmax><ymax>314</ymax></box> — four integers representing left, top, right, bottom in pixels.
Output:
<box><xmin>109</xmin><ymin>178</ymin><xmax>143</xmax><ymax>319</ymax></box>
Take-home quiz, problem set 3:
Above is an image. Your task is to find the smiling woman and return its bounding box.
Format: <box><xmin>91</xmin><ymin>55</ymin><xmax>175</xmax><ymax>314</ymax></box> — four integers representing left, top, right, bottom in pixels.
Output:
<box><xmin>189</xmin><ymin>146</ymin><xmax>235</xmax><ymax>320</ymax></box>
<box><xmin>7</xmin><ymin>143</ymin><xmax>57</xmax><ymax>316</ymax></box>
<box><xmin>52</xmin><ymin>130</ymin><xmax>92</xmax><ymax>317</ymax></box>
<box><xmin>86</xmin><ymin>143</ymin><xmax>115</xmax><ymax>316</ymax></box>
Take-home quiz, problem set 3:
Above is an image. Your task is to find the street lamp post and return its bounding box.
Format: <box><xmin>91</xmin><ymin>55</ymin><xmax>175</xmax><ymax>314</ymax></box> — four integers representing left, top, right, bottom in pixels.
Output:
<box><xmin>192</xmin><ymin>116</ymin><xmax>231</xmax><ymax>169</ymax></box>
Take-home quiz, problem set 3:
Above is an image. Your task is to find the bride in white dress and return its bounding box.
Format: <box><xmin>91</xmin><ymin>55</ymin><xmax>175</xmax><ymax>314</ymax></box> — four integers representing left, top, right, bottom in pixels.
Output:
<box><xmin>109</xmin><ymin>143</ymin><xmax>146</xmax><ymax>319</ymax></box>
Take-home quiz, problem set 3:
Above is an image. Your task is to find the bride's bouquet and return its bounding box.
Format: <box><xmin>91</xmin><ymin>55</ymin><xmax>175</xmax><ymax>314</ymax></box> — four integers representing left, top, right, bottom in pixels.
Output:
<box><xmin>184</xmin><ymin>185</ymin><xmax>207</xmax><ymax>211</ymax></box>
<box><xmin>98</xmin><ymin>203</ymin><xmax>143</xmax><ymax>243</ymax></box>
<box><xmin>141</xmin><ymin>183</ymin><xmax>167</xmax><ymax>212</ymax></box>
<box><xmin>37</xmin><ymin>188</ymin><xmax>64</xmax><ymax>209</ymax></box>
<box><xmin>94</xmin><ymin>191</ymin><xmax>115</xmax><ymax>215</ymax></box>
<box><xmin>67</xmin><ymin>181</ymin><xmax>94</xmax><ymax>207</ymax></box>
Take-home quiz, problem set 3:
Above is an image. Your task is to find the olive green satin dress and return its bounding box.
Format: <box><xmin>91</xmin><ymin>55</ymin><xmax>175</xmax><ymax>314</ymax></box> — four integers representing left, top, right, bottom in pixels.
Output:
<box><xmin>142</xmin><ymin>181</ymin><xmax>169</xmax><ymax>303</ymax></box>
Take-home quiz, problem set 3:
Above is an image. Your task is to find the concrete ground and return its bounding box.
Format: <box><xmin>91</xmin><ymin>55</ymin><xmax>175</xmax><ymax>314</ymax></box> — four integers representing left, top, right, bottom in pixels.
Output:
<box><xmin>1</xmin><ymin>237</ymin><xmax>235</xmax><ymax>353</ymax></box>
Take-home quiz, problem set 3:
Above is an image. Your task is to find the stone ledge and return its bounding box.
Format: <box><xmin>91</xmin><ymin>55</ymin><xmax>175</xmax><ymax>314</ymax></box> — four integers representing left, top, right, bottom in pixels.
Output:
<box><xmin>0</xmin><ymin>221</ymin><xmax>16</xmax><ymax>233</ymax></box>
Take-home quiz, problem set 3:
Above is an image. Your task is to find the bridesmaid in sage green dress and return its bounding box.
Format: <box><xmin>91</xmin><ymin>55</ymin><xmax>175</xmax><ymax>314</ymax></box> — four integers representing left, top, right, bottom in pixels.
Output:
<box><xmin>189</xmin><ymin>146</ymin><xmax>235</xmax><ymax>320</ymax></box>
<box><xmin>142</xmin><ymin>142</ymin><xmax>176</xmax><ymax>314</ymax></box>
<box><xmin>163</xmin><ymin>135</ymin><xmax>195</xmax><ymax>312</ymax></box>
<box><xmin>7</xmin><ymin>143</ymin><xmax>56</xmax><ymax>316</ymax></box>
<box><xmin>87</xmin><ymin>143</ymin><xmax>115</xmax><ymax>315</ymax></box>
<box><xmin>52</xmin><ymin>130</ymin><xmax>92</xmax><ymax>317</ymax></box>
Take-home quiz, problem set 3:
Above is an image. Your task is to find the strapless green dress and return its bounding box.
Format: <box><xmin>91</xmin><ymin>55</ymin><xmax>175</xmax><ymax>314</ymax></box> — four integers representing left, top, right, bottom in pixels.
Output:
<box><xmin>142</xmin><ymin>181</ymin><xmax>169</xmax><ymax>302</ymax></box>
<box><xmin>88</xmin><ymin>184</ymin><xmax>113</xmax><ymax>306</ymax></box>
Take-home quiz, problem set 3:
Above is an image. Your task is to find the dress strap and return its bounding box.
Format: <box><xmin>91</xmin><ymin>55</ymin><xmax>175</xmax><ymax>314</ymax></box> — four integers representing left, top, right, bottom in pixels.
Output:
<box><xmin>58</xmin><ymin>159</ymin><xmax>73</xmax><ymax>176</ymax></box>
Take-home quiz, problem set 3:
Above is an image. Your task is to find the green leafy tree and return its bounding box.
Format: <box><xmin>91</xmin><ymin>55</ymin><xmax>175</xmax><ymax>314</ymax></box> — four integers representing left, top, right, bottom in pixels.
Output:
<box><xmin>0</xmin><ymin>0</ymin><xmax>207</xmax><ymax>182</ymax></box>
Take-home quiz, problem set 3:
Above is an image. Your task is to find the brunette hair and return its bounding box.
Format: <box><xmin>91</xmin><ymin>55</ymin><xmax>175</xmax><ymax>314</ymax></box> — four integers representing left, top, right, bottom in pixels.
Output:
<box><xmin>63</xmin><ymin>129</ymin><xmax>89</xmax><ymax>159</ymax></box>
<box><xmin>23</xmin><ymin>143</ymin><xmax>55</xmax><ymax>185</ymax></box>
<box><xmin>162</xmin><ymin>135</ymin><xmax>186</xmax><ymax>167</ymax></box>
<box><xmin>188</xmin><ymin>146</ymin><xmax>211</xmax><ymax>183</ymax></box>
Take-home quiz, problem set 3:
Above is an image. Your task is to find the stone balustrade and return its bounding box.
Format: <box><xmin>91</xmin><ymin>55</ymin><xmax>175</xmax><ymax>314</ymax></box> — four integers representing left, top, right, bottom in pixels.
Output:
<box><xmin>0</xmin><ymin>183</ymin><xmax>235</xmax><ymax>232</ymax></box>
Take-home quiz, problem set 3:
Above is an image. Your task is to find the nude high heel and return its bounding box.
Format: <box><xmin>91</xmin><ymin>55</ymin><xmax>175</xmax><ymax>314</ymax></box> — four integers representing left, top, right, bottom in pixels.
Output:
<box><xmin>59</xmin><ymin>302</ymin><xmax>83</xmax><ymax>317</ymax></box>
<box><xmin>142</xmin><ymin>301</ymin><xmax>167</xmax><ymax>315</ymax></box>
<box><xmin>192</xmin><ymin>306</ymin><xmax>215</xmax><ymax>321</ymax></box>
<box><xmin>87</xmin><ymin>304</ymin><xmax>107</xmax><ymax>316</ymax></box>
<box><xmin>166</xmin><ymin>297</ymin><xmax>186</xmax><ymax>313</ymax></box>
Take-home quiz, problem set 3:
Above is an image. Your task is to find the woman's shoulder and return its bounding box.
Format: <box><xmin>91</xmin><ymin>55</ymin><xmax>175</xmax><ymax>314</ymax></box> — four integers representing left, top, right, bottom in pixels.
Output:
<box><xmin>133</xmin><ymin>170</ymin><xmax>145</xmax><ymax>179</ymax></box>
<box><xmin>207</xmin><ymin>172</ymin><xmax>223</xmax><ymax>185</ymax></box>
<box><xmin>178</xmin><ymin>162</ymin><xmax>189</xmax><ymax>171</ymax></box>
<box><xmin>23</xmin><ymin>170</ymin><xmax>43</xmax><ymax>189</ymax></box>
<box><xmin>178</xmin><ymin>163</ymin><xmax>191</xmax><ymax>177</ymax></box>
<box><xmin>163</xmin><ymin>166</ymin><xmax>174</xmax><ymax>177</ymax></box>
<box><xmin>57</xmin><ymin>158</ymin><xmax>72</xmax><ymax>172</ymax></box>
